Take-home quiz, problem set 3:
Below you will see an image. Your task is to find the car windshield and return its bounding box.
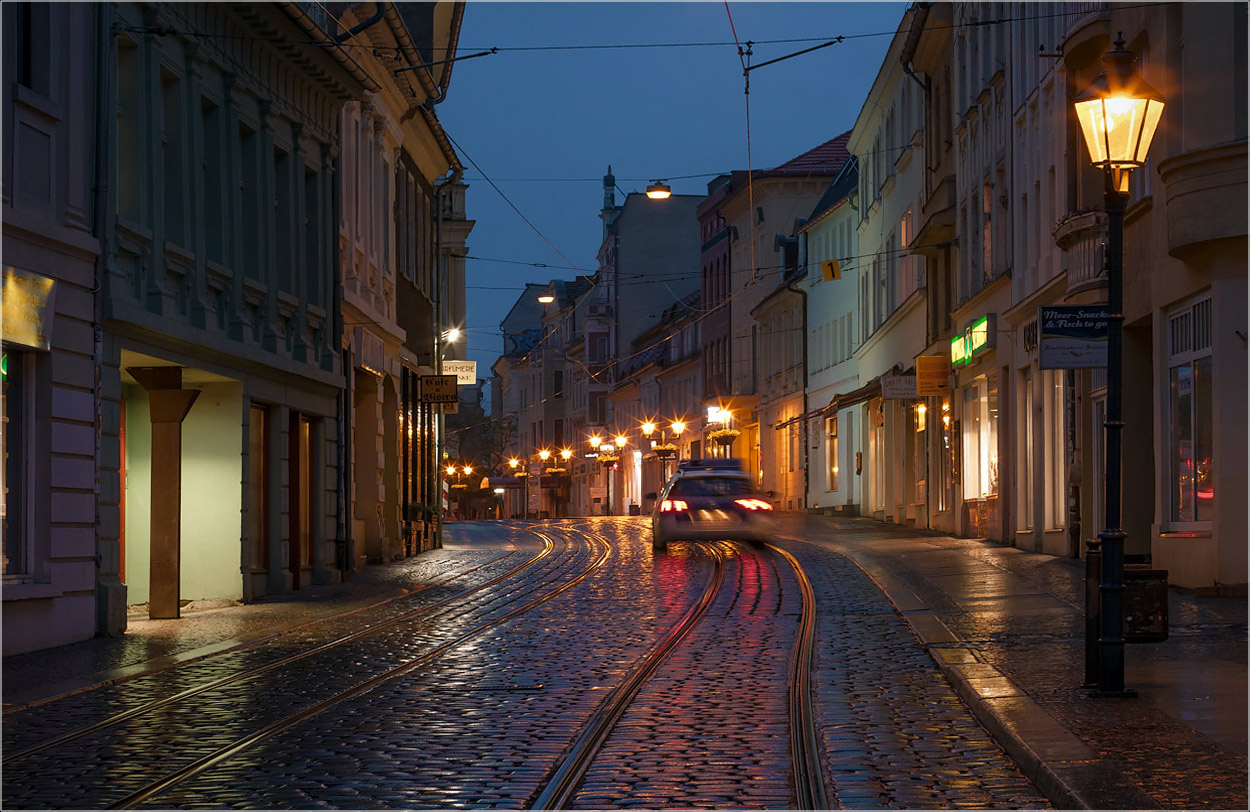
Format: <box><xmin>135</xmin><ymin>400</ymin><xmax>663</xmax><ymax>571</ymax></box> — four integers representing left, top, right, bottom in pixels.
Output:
<box><xmin>668</xmin><ymin>477</ymin><xmax>753</xmax><ymax>498</ymax></box>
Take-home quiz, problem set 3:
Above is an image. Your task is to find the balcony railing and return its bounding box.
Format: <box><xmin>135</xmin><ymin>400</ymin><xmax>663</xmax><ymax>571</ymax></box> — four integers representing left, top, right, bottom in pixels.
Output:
<box><xmin>1053</xmin><ymin>209</ymin><xmax>1107</xmax><ymax>296</ymax></box>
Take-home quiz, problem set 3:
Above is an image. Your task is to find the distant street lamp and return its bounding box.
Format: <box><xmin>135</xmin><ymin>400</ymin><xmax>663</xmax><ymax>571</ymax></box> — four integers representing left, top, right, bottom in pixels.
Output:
<box><xmin>537</xmin><ymin>294</ymin><xmax>555</xmax><ymax>304</ymax></box>
<box><xmin>1073</xmin><ymin>35</ymin><xmax>1164</xmax><ymax>697</ymax></box>
<box><xmin>646</xmin><ymin>180</ymin><xmax>672</xmax><ymax>200</ymax></box>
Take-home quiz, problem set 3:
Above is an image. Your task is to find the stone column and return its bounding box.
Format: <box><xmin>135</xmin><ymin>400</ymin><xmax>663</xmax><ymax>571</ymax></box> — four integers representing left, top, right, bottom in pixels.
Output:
<box><xmin>126</xmin><ymin>367</ymin><xmax>199</xmax><ymax>619</ymax></box>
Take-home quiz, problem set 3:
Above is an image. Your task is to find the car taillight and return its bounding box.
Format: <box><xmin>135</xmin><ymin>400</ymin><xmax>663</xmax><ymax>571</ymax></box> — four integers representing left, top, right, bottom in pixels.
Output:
<box><xmin>734</xmin><ymin>498</ymin><xmax>773</xmax><ymax>511</ymax></box>
<box><xmin>660</xmin><ymin>499</ymin><xmax>688</xmax><ymax>513</ymax></box>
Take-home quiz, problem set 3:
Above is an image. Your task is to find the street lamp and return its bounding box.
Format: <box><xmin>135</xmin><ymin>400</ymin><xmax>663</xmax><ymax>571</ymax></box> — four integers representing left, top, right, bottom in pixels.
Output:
<box><xmin>1073</xmin><ymin>35</ymin><xmax>1164</xmax><ymax>697</ymax></box>
<box><xmin>646</xmin><ymin>180</ymin><xmax>672</xmax><ymax>200</ymax></box>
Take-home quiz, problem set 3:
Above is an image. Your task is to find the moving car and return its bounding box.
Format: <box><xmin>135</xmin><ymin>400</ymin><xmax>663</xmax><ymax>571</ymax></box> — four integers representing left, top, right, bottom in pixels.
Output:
<box><xmin>646</xmin><ymin>459</ymin><xmax>775</xmax><ymax>550</ymax></box>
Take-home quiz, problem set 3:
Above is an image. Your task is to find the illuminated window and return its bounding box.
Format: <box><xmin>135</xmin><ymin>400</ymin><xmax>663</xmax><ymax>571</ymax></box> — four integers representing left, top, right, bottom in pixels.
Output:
<box><xmin>1168</xmin><ymin>296</ymin><xmax>1213</xmax><ymax>522</ymax></box>
<box><xmin>2</xmin><ymin>349</ymin><xmax>28</xmax><ymax>576</ymax></box>
<box><xmin>826</xmin><ymin>415</ymin><xmax>839</xmax><ymax>492</ymax></box>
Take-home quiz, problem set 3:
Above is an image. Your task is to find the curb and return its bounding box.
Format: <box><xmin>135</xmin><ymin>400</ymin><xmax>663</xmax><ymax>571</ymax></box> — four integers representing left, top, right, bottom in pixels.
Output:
<box><xmin>823</xmin><ymin>541</ymin><xmax>1160</xmax><ymax>811</ymax></box>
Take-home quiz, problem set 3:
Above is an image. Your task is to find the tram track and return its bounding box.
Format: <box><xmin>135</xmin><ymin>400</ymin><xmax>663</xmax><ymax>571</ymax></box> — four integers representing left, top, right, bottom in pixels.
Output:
<box><xmin>529</xmin><ymin>540</ymin><xmax>728</xmax><ymax>809</ymax></box>
<box><xmin>95</xmin><ymin>527</ymin><xmax>614</xmax><ymax>810</ymax></box>
<box><xmin>2</xmin><ymin>546</ymin><xmax>530</xmax><ymax>719</ymax></box>
<box><xmin>766</xmin><ymin>541</ymin><xmax>830</xmax><ymax>811</ymax></box>
<box><xmin>3</xmin><ymin>526</ymin><xmax>571</xmax><ymax>764</ymax></box>
<box><xmin>530</xmin><ymin>538</ymin><xmax>828</xmax><ymax>811</ymax></box>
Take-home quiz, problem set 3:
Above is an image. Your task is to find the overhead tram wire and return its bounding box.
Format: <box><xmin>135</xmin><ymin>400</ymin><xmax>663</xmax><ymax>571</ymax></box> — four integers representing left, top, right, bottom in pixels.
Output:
<box><xmin>117</xmin><ymin>4</ymin><xmax>1164</xmax><ymax>61</ymax></box>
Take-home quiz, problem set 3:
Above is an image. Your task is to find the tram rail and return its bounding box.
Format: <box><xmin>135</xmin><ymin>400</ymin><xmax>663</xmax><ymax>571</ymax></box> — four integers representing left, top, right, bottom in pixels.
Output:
<box><xmin>4</xmin><ymin>527</ymin><xmax>563</xmax><ymax>762</ymax></box>
<box><xmin>104</xmin><ymin>527</ymin><xmax>614</xmax><ymax>809</ymax></box>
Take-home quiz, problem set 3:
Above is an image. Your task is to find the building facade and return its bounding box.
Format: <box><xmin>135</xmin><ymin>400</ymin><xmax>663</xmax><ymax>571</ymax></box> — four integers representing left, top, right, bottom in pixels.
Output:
<box><xmin>2</xmin><ymin>3</ymin><xmax>104</xmax><ymax>654</ymax></box>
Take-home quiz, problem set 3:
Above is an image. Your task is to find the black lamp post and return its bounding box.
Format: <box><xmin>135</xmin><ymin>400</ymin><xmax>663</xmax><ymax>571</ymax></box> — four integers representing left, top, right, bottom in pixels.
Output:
<box><xmin>1072</xmin><ymin>35</ymin><xmax>1165</xmax><ymax>696</ymax></box>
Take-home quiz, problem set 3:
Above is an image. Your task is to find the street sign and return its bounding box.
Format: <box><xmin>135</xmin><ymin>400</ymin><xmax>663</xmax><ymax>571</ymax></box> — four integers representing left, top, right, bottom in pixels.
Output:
<box><xmin>419</xmin><ymin>374</ymin><xmax>458</xmax><ymax>403</ymax></box>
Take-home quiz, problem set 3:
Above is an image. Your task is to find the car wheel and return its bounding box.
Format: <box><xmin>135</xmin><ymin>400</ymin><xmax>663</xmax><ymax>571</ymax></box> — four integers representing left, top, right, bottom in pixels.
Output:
<box><xmin>652</xmin><ymin>537</ymin><xmax>668</xmax><ymax>551</ymax></box>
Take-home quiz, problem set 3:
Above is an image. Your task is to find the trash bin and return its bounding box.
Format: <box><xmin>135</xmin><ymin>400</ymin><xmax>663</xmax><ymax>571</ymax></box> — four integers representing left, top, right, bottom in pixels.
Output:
<box><xmin>1124</xmin><ymin>567</ymin><xmax>1169</xmax><ymax>643</ymax></box>
<box><xmin>629</xmin><ymin>504</ymin><xmax>641</xmax><ymax>516</ymax></box>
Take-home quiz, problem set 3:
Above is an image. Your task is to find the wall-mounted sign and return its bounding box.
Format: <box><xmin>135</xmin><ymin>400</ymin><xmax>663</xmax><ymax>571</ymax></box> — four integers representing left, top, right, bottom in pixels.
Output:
<box><xmin>881</xmin><ymin>374</ymin><xmax>918</xmax><ymax>399</ymax></box>
<box><xmin>419</xmin><ymin>374</ymin><xmax>458</xmax><ymax>403</ymax></box>
<box><xmin>916</xmin><ymin>355</ymin><xmax>952</xmax><ymax>395</ymax></box>
<box><xmin>3</xmin><ymin>266</ymin><xmax>57</xmax><ymax>351</ymax></box>
<box><xmin>1038</xmin><ymin>305</ymin><xmax>1109</xmax><ymax>369</ymax></box>
<box><xmin>951</xmin><ymin>314</ymin><xmax>996</xmax><ymax>367</ymax></box>
<box><xmin>442</xmin><ymin>360</ymin><xmax>477</xmax><ymax>385</ymax></box>
<box><xmin>353</xmin><ymin>328</ymin><xmax>385</xmax><ymax>377</ymax></box>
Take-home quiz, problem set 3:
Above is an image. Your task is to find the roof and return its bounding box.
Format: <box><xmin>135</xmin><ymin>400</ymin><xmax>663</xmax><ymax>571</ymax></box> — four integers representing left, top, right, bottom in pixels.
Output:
<box><xmin>761</xmin><ymin>131</ymin><xmax>852</xmax><ymax>178</ymax></box>
<box><xmin>803</xmin><ymin>156</ymin><xmax>860</xmax><ymax>230</ymax></box>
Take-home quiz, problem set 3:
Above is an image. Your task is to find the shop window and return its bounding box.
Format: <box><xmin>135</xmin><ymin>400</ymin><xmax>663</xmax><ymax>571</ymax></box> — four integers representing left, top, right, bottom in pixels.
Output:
<box><xmin>1019</xmin><ymin>368</ymin><xmax>1034</xmax><ymax>531</ymax></box>
<box><xmin>939</xmin><ymin>399</ymin><xmax>954</xmax><ymax>512</ymax></box>
<box><xmin>1168</xmin><ymin>296</ymin><xmax>1214</xmax><ymax>523</ymax></box>
<box><xmin>2</xmin><ymin>349</ymin><xmax>29</xmax><ymax>576</ymax></box>
<box><xmin>826</xmin><ymin>415</ymin><xmax>838</xmax><ymax>492</ymax></box>
<box><xmin>914</xmin><ymin>403</ymin><xmax>927</xmax><ymax>505</ymax></box>
<box><xmin>1044</xmin><ymin>369</ymin><xmax>1065</xmax><ymax>529</ymax></box>
<box><xmin>962</xmin><ymin>373</ymin><xmax>999</xmax><ymax>500</ymax></box>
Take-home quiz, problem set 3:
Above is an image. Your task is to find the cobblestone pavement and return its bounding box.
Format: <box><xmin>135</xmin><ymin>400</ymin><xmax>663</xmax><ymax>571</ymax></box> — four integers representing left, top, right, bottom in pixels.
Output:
<box><xmin>780</xmin><ymin>514</ymin><xmax>1248</xmax><ymax>811</ymax></box>
<box><xmin>4</xmin><ymin>516</ymin><xmax>1146</xmax><ymax>810</ymax></box>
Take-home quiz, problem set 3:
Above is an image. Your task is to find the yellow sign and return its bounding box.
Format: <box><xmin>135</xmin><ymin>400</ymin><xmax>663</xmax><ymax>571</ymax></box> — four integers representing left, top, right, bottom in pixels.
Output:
<box><xmin>3</xmin><ymin>266</ymin><xmax>56</xmax><ymax>351</ymax></box>
<box><xmin>821</xmin><ymin>259</ymin><xmax>841</xmax><ymax>281</ymax></box>
<box><xmin>916</xmin><ymin>355</ymin><xmax>951</xmax><ymax>395</ymax></box>
<box><xmin>950</xmin><ymin>315</ymin><xmax>995</xmax><ymax>367</ymax></box>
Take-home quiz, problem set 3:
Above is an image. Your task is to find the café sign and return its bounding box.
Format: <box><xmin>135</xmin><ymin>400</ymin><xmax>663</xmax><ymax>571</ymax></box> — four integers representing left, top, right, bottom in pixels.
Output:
<box><xmin>951</xmin><ymin>314</ymin><xmax>996</xmax><ymax>367</ymax></box>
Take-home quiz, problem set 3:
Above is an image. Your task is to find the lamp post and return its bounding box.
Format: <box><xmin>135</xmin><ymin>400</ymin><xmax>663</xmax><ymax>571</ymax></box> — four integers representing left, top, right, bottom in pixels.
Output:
<box><xmin>508</xmin><ymin>457</ymin><xmax>521</xmax><ymax>519</ymax></box>
<box><xmin>1073</xmin><ymin>35</ymin><xmax>1164</xmax><ymax>697</ymax></box>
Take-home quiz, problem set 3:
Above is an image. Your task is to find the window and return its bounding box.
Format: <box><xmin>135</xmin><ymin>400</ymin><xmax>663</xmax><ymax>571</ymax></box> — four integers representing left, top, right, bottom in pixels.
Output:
<box><xmin>826</xmin><ymin>415</ymin><xmax>839</xmax><ymax>491</ymax></box>
<box><xmin>1168</xmin><ymin>296</ymin><xmax>1214</xmax><ymax>522</ymax></box>
<box><xmin>2</xmin><ymin>349</ymin><xmax>30</xmax><ymax>576</ymax></box>
<box><xmin>202</xmin><ymin>98</ymin><xmax>225</xmax><ymax>264</ymax></box>
<box><xmin>161</xmin><ymin>69</ymin><xmax>185</xmax><ymax>247</ymax></box>
<box><xmin>1019</xmin><ymin>368</ymin><xmax>1034</xmax><ymax>530</ymax></box>
<box><xmin>962</xmin><ymin>373</ymin><xmax>999</xmax><ymax>500</ymax></box>
<box><xmin>6</xmin><ymin>3</ymin><xmax>52</xmax><ymax>98</ymax></box>
<box><xmin>1044</xmin><ymin>369</ymin><xmax>1064</xmax><ymax>529</ymax></box>
<box><xmin>914</xmin><ymin>403</ymin><xmax>927</xmax><ymax>505</ymax></box>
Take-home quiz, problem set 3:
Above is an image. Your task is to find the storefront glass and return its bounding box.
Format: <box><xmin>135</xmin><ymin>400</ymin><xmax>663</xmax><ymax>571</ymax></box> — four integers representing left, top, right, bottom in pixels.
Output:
<box><xmin>826</xmin><ymin>415</ymin><xmax>838</xmax><ymax>492</ymax></box>
<box><xmin>2</xmin><ymin>349</ymin><xmax>25</xmax><ymax>576</ymax></box>
<box><xmin>962</xmin><ymin>373</ymin><xmax>999</xmax><ymax>500</ymax></box>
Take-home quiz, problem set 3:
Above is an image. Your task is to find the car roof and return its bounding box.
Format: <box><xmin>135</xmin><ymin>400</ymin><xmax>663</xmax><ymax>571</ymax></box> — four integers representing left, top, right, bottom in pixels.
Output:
<box><xmin>672</xmin><ymin>459</ymin><xmax>749</xmax><ymax>479</ymax></box>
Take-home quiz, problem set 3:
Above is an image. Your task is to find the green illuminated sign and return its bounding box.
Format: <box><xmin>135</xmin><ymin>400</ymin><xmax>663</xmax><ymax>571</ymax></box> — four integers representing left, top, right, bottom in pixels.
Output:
<box><xmin>950</xmin><ymin>314</ymin><xmax>995</xmax><ymax>367</ymax></box>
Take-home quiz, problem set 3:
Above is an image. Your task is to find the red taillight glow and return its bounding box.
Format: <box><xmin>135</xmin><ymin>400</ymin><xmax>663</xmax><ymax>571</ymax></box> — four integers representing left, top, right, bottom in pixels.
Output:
<box><xmin>660</xmin><ymin>499</ymin><xmax>689</xmax><ymax>513</ymax></box>
<box><xmin>735</xmin><ymin>498</ymin><xmax>773</xmax><ymax>511</ymax></box>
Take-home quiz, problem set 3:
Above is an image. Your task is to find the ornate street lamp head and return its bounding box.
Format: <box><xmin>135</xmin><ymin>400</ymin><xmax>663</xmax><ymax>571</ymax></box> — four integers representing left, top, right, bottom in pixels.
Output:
<box><xmin>1073</xmin><ymin>35</ymin><xmax>1165</xmax><ymax>178</ymax></box>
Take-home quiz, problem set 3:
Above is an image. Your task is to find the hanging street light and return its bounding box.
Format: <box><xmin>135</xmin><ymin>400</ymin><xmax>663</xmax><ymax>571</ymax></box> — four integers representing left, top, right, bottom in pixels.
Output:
<box><xmin>1073</xmin><ymin>34</ymin><xmax>1164</xmax><ymax>698</ymax></box>
<box><xmin>646</xmin><ymin>179</ymin><xmax>672</xmax><ymax>200</ymax></box>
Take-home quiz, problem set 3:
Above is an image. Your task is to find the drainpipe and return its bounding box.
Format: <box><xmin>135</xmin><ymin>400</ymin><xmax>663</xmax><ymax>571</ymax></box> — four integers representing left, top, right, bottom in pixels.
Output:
<box><xmin>787</xmin><ymin>277</ymin><xmax>810</xmax><ymax>510</ymax></box>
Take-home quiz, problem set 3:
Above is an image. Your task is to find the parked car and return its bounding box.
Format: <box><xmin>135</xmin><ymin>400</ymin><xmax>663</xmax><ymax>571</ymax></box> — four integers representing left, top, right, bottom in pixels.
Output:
<box><xmin>646</xmin><ymin>459</ymin><xmax>775</xmax><ymax>550</ymax></box>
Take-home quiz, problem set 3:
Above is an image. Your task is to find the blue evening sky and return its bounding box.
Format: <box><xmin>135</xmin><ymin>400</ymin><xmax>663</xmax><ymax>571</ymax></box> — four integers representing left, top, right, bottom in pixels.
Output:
<box><xmin>436</xmin><ymin>1</ymin><xmax>908</xmax><ymax>394</ymax></box>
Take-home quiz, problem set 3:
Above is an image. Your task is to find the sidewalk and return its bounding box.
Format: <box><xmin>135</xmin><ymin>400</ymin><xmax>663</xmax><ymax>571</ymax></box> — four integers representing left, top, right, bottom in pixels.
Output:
<box><xmin>3</xmin><ymin>518</ymin><xmax>1245</xmax><ymax>809</ymax></box>
<box><xmin>792</xmin><ymin>513</ymin><xmax>1247</xmax><ymax>811</ymax></box>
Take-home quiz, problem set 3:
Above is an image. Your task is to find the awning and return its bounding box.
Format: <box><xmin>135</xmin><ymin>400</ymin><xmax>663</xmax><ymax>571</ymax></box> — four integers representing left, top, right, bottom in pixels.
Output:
<box><xmin>821</xmin><ymin>378</ymin><xmax>883</xmax><ymax>414</ymax></box>
<box><xmin>774</xmin><ymin>408</ymin><xmax>824</xmax><ymax>429</ymax></box>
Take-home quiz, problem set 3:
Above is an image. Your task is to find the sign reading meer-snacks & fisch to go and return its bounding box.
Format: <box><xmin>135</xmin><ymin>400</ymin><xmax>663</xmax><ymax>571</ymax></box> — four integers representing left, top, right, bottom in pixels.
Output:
<box><xmin>1038</xmin><ymin>305</ymin><xmax>1109</xmax><ymax>369</ymax></box>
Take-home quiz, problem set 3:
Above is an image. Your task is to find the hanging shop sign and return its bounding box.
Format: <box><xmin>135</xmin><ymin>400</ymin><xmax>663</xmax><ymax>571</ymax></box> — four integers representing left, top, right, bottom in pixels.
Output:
<box><xmin>1038</xmin><ymin>305</ymin><xmax>1109</xmax><ymax>369</ymax></box>
<box><xmin>2</xmin><ymin>266</ymin><xmax>57</xmax><ymax>351</ymax></box>
<box><xmin>442</xmin><ymin>360</ymin><xmax>477</xmax><ymax>385</ymax></box>
<box><xmin>419</xmin><ymin>374</ymin><xmax>458</xmax><ymax>403</ymax></box>
<box><xmin>951</xmin><ymin>314</ymin><xmax>996</xmax><ymax>367</ymax></box>
<box><xmin>881</xmin><ymin>374</ymin><xmax>918</xmax><ymax>399</ymax></box>
<box><xmin>916</xmin><ymin>355</ymin><xmax>952</xmax><ymax>395</ymax></box>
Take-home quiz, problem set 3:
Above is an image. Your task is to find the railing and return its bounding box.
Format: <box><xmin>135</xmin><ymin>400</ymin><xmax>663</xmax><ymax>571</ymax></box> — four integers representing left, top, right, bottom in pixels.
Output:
<box><xmin>1053</xmin><ymin>210</ymin><xmax>1107</xmax><ymax>295</ymax></box>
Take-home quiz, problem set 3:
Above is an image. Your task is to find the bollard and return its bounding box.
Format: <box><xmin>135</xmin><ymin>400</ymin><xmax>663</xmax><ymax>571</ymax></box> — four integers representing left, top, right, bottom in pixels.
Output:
<box><xmin>1084</xmin><ymin>538</ymin><xmax>1102</xmax><ymax>688</ymax></box>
